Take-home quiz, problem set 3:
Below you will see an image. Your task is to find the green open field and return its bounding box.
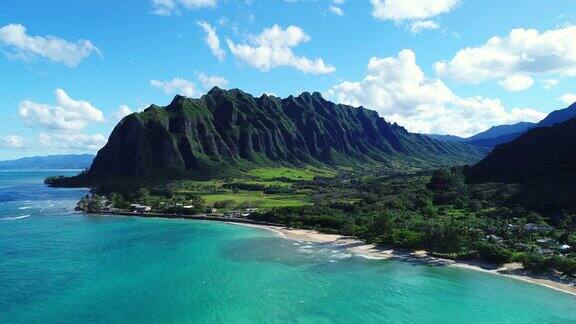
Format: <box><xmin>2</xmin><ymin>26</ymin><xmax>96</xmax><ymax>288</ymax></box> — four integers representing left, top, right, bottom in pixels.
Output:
<box><xmin>201</xmin><ymin>191</ymin><xmax>310</xmax><ymax>209</ymax></box>
<box><xmin>247</xmin><ymin>167</ymin><xmax>336</xmax><ymax>182</ymax></box>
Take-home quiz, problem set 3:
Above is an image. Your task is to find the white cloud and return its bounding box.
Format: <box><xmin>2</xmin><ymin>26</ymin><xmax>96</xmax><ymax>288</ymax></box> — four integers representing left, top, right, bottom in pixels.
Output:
<box><xmin>37</xmin><ymin>132</ymin><xmax>106</xmax><ymax>151</ymax></box>
<box><xmin>151</xmin><ymin>0</ymin><xmax>216</xmax><ymax>15</ymax></box>
<box><xmin>150</xmin><ymin>77</ymin><xmax>197</xmax><ymax>97</ymax></box>
<box><xmin>409</xmin><ymin>20</ymin><xmax>439</xmax><ymax>34</ymax></box>
<box><xmin>180</xmin><ymin>0</ymin><xmax>216</xmax><ymax>9</ymax></box>
<box><xmin>329</xmin><ymin>6</ymin><xmax>344</xmax><ymax>16</ymax></box>
<box><xmin>371</xmin><ymin>0</ymin><xmax>460</xmax><ymax>21</ymax></box>
<box><xmin>227</xmin><ymin>25</ymin><xmax>335</xmax><ymax>74</ymax></box>
<box><xmin>115</xmin><ymin>105</ymin><xmax>134</xmax><ymax>120</ymax></box>
<box><xmin>0</xmin><ymin>135</ymin><xmax>25</xmax><ymax>149</ymax></box>
<box><xmin>197</xmin><ymin>73</ymin><xmax>228</xmax><ymax>89</ymax></box>
<box><xmin>151</xmin><ymin>0</ymin><xmax>178</xmax><ymax>15</ymax></box>
<box><xmin>435</xmin><ymin>26</ymin><xmax>576</xmax><ymax>90</ymax></box>
<box><xmin>0</xmin><ymin>23</ymin><xmax>100</xmax><ymax>67</ymax></box>
<box><xmin>197</xmin><ymin>21</ymin><xmax>225</xmax><ymax>61</ymax></box>
<box><xmin>498</xmin><ymin>74</ymin><xmax>534</xmax><ymax>92</ymax></box>
<box><xmin>326</xmin><ymin>49</ymin><xmax>545</xmax><ymax>137</ymax></box>
<box><xmin>558</xmin><ymin>93</ymin><xmax>576</xmax><ymax>105</ymax></box>
<box><xmin>371</xmin><ymin>0</ymin><xmax>459</xmax><ymax>33</ymax></box>
<box><xmin>542</xmin><ymin>79</ymin><xmax>559</xmax><ymax>89</ymax></box>
<box><xmin>19</xmin><ymin>89</ymin><xmax>105</xmax><ymax>132</ymax></box>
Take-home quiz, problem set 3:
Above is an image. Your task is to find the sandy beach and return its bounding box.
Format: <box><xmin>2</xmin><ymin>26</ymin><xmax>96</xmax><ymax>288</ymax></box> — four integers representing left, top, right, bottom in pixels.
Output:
<box><xmin>235</xmin><ymin>222</ymin><xmax>576</xmax><ymax>296</ymax></box>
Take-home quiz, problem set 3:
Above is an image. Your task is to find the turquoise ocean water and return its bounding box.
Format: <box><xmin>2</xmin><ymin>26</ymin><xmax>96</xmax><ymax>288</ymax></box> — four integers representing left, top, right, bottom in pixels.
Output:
<box><xmin>1</xmin><ymin>170</ymin><xmax>575</xmax><ymax>323</ymax></box>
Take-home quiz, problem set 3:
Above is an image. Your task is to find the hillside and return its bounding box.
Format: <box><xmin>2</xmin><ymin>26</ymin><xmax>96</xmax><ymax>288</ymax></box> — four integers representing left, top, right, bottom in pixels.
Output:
<box><xmin>467</xmin><ymin>118</ymin><xmax>576</xmax><ymax>212</ymax></box>
<box><xmin>0</xmin><ymin>154</ymin><xmax>94</xmax><ymax>170</ymax></box>
<box><xmin>52</xmin><ymin>88</ymin><xmax>485</xmax><ymax>184</ymax></box>
<box><xmin>466</xmin><ymin>122</ymin><xmax>534</xmax><ymax>142</ymax></box>
<box><xmin>537</xmin><ymin>102</ymin><xmax>576</xmax><ymax>127</ymax></box>
<box><xmin>468</xmin><ymin>118</ymin><xmax>576</xmax><ymax>184</ymax></box>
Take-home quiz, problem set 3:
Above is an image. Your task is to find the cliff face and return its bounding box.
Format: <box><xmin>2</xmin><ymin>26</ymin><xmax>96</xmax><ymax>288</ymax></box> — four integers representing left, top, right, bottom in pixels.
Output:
<box><xmin>87</xmin><ymin>88</ymin><xmax>485</xmax><ymax>179</ymax></box>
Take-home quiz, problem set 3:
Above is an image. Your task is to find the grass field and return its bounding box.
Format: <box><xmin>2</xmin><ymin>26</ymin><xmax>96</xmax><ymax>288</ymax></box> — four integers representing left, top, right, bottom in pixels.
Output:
<box><xmin>247</xmin><ymin>167</ymin><xmax>336</xmax><ymax>182</ymax></box>
<box><xmin>201</xmin><ymin>190</ymin><xmax>310</xmax><ymax>209</ymax></box>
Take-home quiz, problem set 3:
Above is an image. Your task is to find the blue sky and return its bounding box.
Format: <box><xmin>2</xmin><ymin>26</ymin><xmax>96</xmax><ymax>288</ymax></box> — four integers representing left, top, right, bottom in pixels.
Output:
<box><xmin>1</xmin><ymin>0</ymin><xmax>575</xmax><ymax>159</ymax></box>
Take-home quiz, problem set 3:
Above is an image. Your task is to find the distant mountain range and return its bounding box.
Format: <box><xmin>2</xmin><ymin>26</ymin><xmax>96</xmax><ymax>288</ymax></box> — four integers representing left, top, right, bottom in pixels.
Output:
<box><xmin>428</xmin><ymin>102</ymin><xmax>576</xmax><ymax>149</ymax></box>
<box><xmin>51</xmin><ymin>87</ymin><xmax>486</xmax><ymax>185</ymax></box>
<box><xmin>0</xmin><ymin>154</ymin><xmax>95</xmax><ymax>170</ymax></box>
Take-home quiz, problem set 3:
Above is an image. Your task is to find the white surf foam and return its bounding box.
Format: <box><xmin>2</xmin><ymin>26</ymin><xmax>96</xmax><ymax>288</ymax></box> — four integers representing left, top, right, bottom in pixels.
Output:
<box><xmin>1</xmin><ymin>214</ymin><xmax>31</xmax><ymax>221</ymax></box>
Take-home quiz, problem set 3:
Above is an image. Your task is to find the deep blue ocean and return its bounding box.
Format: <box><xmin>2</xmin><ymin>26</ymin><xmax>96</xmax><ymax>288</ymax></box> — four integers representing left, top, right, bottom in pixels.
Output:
<box><xmin>1</xmin><ymin>170</ymin><xmax>575</xmax><ymax>323</ymax></box>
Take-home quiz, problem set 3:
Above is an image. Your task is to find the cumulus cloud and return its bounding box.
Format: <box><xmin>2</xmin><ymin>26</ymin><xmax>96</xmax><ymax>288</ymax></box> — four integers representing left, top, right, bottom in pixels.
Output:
<box><xmin>226</xmin><ymin>25</ymin><xmax>335</xmax><ymax>74</ymax></box>
<box><xmin>197</xmin><ymin>21</ymin><xmax>225</xmax><ymax>61</ymax></box>
<box><xmin>0</xmin><ymin>135</ymin><xmax>25</xmax><ymax>149</ymax></box>
<box><xmin>0</xmin><ymin>23</ymin><xmax>100</xmax><ymax>67</ymax></box>
<box><xmin>197</xmin><ymin>73</ymin><xmax>228</xmax><ymax>89</ymax></box>
<box><xmin>150</xmin><ymin>77</ymin><xmax>197</xmax><ymax>97</ymax></box>
<box><xmin>498</xmin><ymin>74</ymin><xmax>534</xmax><ymax>92</ymax></box>
<box><xmin>326</xmin><ymin>49</ymin><xmax>545</xmax><ymax>137</ymax></box>
<box><xmin>19</xmin><ymin>89</ymin><xmax>105</xmax><ymax>132</ymax></box>
<box><xmin>151</xmin><ymin>0</ymin><xmax>216</xmax><ymax>15</ymax></box>
<box><xmin>37</xmin><ymin>132</ymin><xmax>107</xmax><ymax>151</ymax></box>
<box><xmin>435</xmin><ymin>26</ymin><xmax>576</xmax><ymax>90</ymax></box>
<box><xmin>371</xmin><ymin>0</ymin><xmax>459</xmax><ymax>33</ymax></box>
<box><xmin>558</xmin><ymin>93</ymin><xmax>576</xmax><ymax>105</ymax></box>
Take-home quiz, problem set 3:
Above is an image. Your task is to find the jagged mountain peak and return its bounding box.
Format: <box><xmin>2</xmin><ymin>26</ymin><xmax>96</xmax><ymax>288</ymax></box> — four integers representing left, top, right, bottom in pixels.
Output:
<box><xmin>80</xmin><ymin>88</ymin><xmax>485</xmax><ymax>180</ymax></box>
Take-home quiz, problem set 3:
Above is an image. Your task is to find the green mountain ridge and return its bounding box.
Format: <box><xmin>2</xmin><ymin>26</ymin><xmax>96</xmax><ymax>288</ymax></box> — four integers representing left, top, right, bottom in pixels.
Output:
<box><xmin>53</xmin><ymin>88</ymin><xmax>486</xmax><ymax>185</ymax></box>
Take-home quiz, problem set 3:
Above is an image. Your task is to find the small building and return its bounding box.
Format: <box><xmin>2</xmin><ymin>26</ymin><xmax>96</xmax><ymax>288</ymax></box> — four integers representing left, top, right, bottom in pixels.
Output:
<box><xmin>210</xmin><ymin>208</ymin><xmax>218</xmax><ymax>214</ymax></box>
<box><xmin>130</xmin><ymin>204</ymin><xmax>151</xmax><ymax>213</ymax></box>
<box><xmin>524</xmin><ymin>223</ymin><xmax>554</xmax><ymax>232</ymax></box>
<box><xmin>559</xmin><ymin>244</ymin><xmax>572</xmax><ymax>251</ymax></box>
<box><xmin>537</xmin><ymin>248</ymin><xmax>555</xmax><ymax>255</ymax></box>
<box><xmin>536</xmin><ymin>238</ymin><xmax>557</xmax><ymax>245</ymax></box>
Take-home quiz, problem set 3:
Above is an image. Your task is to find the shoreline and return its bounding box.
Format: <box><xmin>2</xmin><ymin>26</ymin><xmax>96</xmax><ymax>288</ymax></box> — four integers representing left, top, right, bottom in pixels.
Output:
<box><xmin>234</xmin><ymin>222</ymin><xmax>576</xmax><ymax>297</ymax></box>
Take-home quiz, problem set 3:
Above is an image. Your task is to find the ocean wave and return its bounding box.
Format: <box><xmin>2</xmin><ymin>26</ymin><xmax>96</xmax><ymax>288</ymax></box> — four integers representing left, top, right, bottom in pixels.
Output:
<box><xmin>1</xmin><ymin>214</ymin><xmax>31</xmax><ymax>221</ymax></box>
<box><xmin>18</xmin><ymin>206</ymin><xmax>32</xmax><ymax>210</ymax></box>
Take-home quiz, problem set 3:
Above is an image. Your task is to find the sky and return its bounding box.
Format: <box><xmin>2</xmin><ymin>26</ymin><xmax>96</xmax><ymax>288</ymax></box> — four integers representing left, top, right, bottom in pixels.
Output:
<box><xmin>0</xmin><ymin>0</ymin><xmax>575</xmax><ymax>160</ymax></box>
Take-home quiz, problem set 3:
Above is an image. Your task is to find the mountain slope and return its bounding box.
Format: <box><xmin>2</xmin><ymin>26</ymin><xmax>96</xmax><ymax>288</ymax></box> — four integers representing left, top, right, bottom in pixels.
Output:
<box><xmin>59</xmin><ymin>88</ymin><xmax>486</xmax><ymax>183</ymax></box>
<box><xmin>537</xmin><ymin>102</ymin><xmax>576</xmax><ymax>127</ymax></box>
<box><xmin>426</xmin><ymin>134</ymin><xmax>465</xmax><ymax>142</ymax></box>
<box><xmin>466</xmin><ymin>122</ymin><xmax>534</xmax><ymax>142</ymax></box>
<box><xmin>468</xmin><ymin>117</ymin><xmax>576</xmax><ymax>186</ymax></box>
<box><xmin>0</xmin><ymin>154</ymin><xmax>94</xmax><ymax>170</ymax></box>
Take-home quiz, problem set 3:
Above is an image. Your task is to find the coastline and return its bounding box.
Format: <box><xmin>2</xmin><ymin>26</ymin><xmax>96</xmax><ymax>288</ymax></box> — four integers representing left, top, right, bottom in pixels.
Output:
<box><xmin>234</xmin><ymin>222</ymin><xmax>576</xmax><ymax>297</ymax></box>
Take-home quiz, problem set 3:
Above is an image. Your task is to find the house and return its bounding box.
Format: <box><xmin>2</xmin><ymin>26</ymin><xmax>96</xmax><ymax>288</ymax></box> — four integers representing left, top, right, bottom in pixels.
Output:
<box><xmin>559</xmin><ymin>244</ymin><xmax>572</xmax><ymax>251</ymax></box>
<box><xmin>210</xmin><ymin>208</ymin><xmax>218</xmax><ymax>214</ymax></box>
<box><xmin>524</xmin><ymin>223</ymin><xmax>554</xmax><ymax>232</ymax></box>
<box><xmin>130</xmin><ymin>204</ymin><xmax>152</xmax><ymax>213</ymax></box>
<box><xmin>537</xmin><ymin>248</ymin><xmax>555</xmax><ymax>255</ymax></box>
<box><xmin>536</xmin><ymin>238</ymin><xmax>557</xmax><ymax>245</ymax></box>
